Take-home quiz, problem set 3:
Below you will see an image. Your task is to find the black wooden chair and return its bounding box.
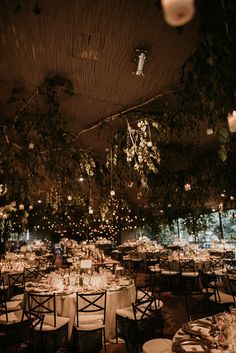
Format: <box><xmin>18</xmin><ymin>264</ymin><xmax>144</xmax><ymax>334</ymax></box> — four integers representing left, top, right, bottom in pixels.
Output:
<box><xmin>180</xmin><ymin>259</ymin><xmax>199</xmax><ymax>291</ymax></box>
<box><xmin>125</xmin><ymin>266</ymin><xmax>138</xmax><ymax>285</ymax></box>
<box><xmin>0</xmin><ymin>278</ymin><xmax>22</xmax><ymax>313</ymax></box>
<box><xmin>22</xmin><ymin>310</ymin><xmax>45</xmax><ymax>353</ymax></box>
<box><xmin>0</xmin><ymin>284</ymin><xmax>29</xmax><ymax>353</ymax></box>
<box><xmin>207</xmin><ymin>274</ymin><xmax>236</xmax><ymax>313</ymax></box>
<box><xmin>27</xmin><ymin>291</ymin><xmax>69</xmax><ymax>353</ymax></box>
<box><xmin>8</xmin><ymin>272</ymin><xmax>25</xmax><ymax>300</ymax></box>
<box><xmin>184</xmin><ymin>289</ymin><xmax>210</xmax><ymax>321</ymax></box>
<box><xmin>117</xmin><ymin>296</ymin><xmax>163</xmax><ymax>353</ymax></box>
<box><xmin>116</xmin><ymin>287</ymin><xmax>163</xmax><ymax>353</ymax></box>
<box><xmin>159</xmin><ymin>257</ymin><xmax>180</xmax><ymax>290</ymax></box>
<box><xmin>74</xmin><ymin>291</ymin><xmax>107</xmax><ymax>353</ymax></box>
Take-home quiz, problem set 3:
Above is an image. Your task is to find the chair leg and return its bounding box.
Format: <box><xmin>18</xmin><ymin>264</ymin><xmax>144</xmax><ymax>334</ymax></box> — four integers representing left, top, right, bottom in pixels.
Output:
<box><xmin>103</xmin><ymin>328</ymin><xmax>107</xmax><ymax>353</ymax></box>
<box><xmin>115</xmin><ymin>316</ymin><xmax>118</xmax><ymax>344</ymax></box>
<box><xmin>74</xmin><ymin>329</ymin><xmax>78</xmax><ymax>353</ymax></box>
<box><xmin>125</xmin><ymin>340</ymin><xmax>131</xmax><ymax>353</ymax></box>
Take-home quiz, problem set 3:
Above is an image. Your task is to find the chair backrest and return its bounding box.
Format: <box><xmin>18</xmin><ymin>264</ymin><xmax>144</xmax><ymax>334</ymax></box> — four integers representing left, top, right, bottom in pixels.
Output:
<box><xmin>37</xmin><ymin>269</ymin><xmax>48</xmax><ymax>280</ymax></box>
<box><xmin>223</xmin><ymin>251</ymin><xmax>234</xmax><ymax>260</ymax></box>
<box><xmin>132</xmin><ymin>297</ymin><xmax>157</xmax><ymax>322</ymax></box>
<box><xmin>132</xmin><ymin>297</ymin><xmax>163</xmax><ymax>349</ymax></box>
<box><xmin>8</xmin><ymin>272</ymin><xmax>25</xmax><ymax>296</ymax></box>
<box><xmin>180</xmin><ymin>260</ymin><xmax>196</xmax><ymax>273</ymax></box>
<box><xmin>27</xmin><ymin>292</ymin><xmax>57</xmax><ymax>327</ymax></box>
<box><xmin>76</xmin><ymin>291</ymin><xmax>106</xmax><ymax>327</ymax></box>
<box><xmin>136</xmin><ymin>285</ymin><xmax>155</xmax><ymax>304</ymax></box>
<box><xmin>210</xmin><ymin>257</ymin><xmax>224</xmax><ymax>271</ymax></box>
<box><xmin>159</xmin><ymin>257</ymin><xmax>170</xmax><ymax>270</ymax></box>
<box><xmin>0</xmin><ymin>279</ymin><xmax>8</xmax><ymax>321</ymax></box>
<box><xmin>35</xmin><ymin>257</ymin><xmax>48</xmax><ymax>269</ymax></box>
<box><xmin>24</xmin><ymin>267</ymin><xmax>38</xmax><ymax>282</ymax></box>
<box><xmin>202</xmin><ymin>261</ymin><xmax>212</xmax><ymax>273</ymax></box>
<box><xmin>125</xmin><ymin>267</ymin><xmax>138</xmax><ymax>284</ymax></box>
<box><xmin>199</xmin><ymin>270</ymin><xmax>218</xmax><ymax>292</ymax></box>
<box><xmin>226</xmin><ymin>274</ymin><xmax>236</xmax><ymax>301</ymax></box>
<box><xmin>23</xmin><ymin>309</ymin><xmax>44</xmax><ymax>331</ymax></box>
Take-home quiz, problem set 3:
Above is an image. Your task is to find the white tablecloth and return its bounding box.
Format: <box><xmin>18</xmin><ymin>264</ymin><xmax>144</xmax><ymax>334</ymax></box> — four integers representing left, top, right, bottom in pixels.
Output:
<box><xmin>26</xmin><ymin>283</ymin><xmax>136</xmax><ymax>341</ymax></box>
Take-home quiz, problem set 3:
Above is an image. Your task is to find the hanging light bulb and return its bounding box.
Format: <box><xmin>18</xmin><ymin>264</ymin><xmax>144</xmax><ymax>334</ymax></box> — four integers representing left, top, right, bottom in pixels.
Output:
<box><xmin>227</xmin><ymin>111</ymin><xmax>236</xmax><ymax>132</ymax></box>
<box><xmin>184</xmin><ymin>183</ymin><xmax>191</xmax><ymax>191</ymax></box>
<box><xmin>161</xmin><ymin>0</ymin><xmax>195</xmax><ymax>27</ymax></box>
<box><xmin>109</xmin><ymin>148</ymin><xmax>116</xmax><ymax>197</ymax></box>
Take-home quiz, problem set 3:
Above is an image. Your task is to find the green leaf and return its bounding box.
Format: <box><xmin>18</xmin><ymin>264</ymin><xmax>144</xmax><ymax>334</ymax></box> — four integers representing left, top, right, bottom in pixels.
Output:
<box><xmin>218</xmin><ymin>146</ymin><xmax>227</xmax><ymax>162</ymax></box>
<box><xmin>206</xmin><ymin>56</ymin><xmax>214</xmax><ymax>66</ymax></box>
<box><xmin>218</xmin><ymin>127</ymin><xmax>229</xmax><ymax>141</ymax></box>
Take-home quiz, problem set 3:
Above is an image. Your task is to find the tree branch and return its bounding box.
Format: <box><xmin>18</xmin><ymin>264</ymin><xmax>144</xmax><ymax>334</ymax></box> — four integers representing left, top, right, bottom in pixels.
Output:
<box><xmin>13</xmin><ymin>87</ymin><xmax>39</xmax><ymax>128</ymax></box>
<box><xmin>75</xmin><ymin>87</ymin><xmax>183</xmax><ymax>139</ymax></box>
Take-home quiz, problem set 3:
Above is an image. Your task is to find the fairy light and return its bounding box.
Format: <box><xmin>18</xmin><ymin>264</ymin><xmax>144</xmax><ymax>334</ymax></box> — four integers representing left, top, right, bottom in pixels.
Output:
<box><xmin>110</xmin><ymin>148</ymin><xmax>115</xmax><ymax>197</ymax></box>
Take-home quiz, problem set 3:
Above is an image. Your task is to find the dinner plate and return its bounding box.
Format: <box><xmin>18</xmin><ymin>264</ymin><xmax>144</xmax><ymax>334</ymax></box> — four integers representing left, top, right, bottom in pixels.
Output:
<box><xmin>173</xmin><ymin>337</ymin><xmax>210</xmax><ymax>353</ymax></box>
<box><xmin>108</xmin><ymin>285</ymin><xmax>122</xmax><ymax>291</ymax></box>
<box><xmin>118</xmin><ymin>279</ymin><xmax>132</xmax><ymax>286</ymax></box>
<box><xmin>182</xmin><ymin>321</ymin><xmax>215</xmax><ymax>338</ymax></box>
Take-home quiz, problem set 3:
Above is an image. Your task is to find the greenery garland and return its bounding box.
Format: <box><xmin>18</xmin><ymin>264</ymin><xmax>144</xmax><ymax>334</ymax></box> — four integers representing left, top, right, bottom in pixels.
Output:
<box><xmin>1</xmin><ymin>1</ymin><xmax>236</xmax><ymax>237</ymax></box>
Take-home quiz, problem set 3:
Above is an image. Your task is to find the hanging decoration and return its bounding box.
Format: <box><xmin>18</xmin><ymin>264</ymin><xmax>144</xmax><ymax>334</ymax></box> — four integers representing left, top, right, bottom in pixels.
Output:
<box><xmin>88</xmin><ymin>179</ymin><xmax>94</xmax><ymax>215</ymax></box>
<box><xmin>124</xmin><ymin>119</ymin><xmax>161</xmax><ymax>189</ymax></box>
<box><xmin>109</xmin><ymin>148</ymin><xmax>115</xmax><ymax>196</ymax></box>
<box><xmin>161</xmin><ymin>0</ymin><xmax>195</xmax><ymax>27</ymax></box>
<box><xmin>79</xmin><ymin>152</ymin><xmax>96</xmax><ymax>177</ymax></box>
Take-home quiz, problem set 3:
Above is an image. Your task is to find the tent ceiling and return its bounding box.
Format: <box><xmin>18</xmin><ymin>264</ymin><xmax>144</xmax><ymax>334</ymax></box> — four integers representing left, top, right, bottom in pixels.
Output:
<box><xmin>0</xmin><ymin>0</ymin><xmax>199</xmax><ymax>152</ymax></box>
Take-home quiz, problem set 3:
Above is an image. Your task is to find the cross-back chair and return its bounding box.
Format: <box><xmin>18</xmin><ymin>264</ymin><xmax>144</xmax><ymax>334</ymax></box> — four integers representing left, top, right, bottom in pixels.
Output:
<box><xmin>125</xmin><ymin>266</ymin><xmax>138</xmax><ymax>284</ymax></box>
<box><xmin>180</xmin><ymin>259</ymin><xmax>199</xmax><ymax>291</ymax></box>
<box><xmin>131</xmin><ymin>297</ymin><xmax>163</xmax><ymax>353</ymax></box>
<box><xmin>209</xmin><ymin>257</ymin><xmax>225</xmax><ymax>277</ymax></box>
<box><xmin>115</xmin><ymin>288</ymin><xmax>163</xmax><ymax>353</ymax></box>
<box><xmin>0</xmin><ymin>278</ymin><xmax>22</xmax><ymax>314</ymax></box>
<box><xmin>184</xmin><ymin>289</ymin><xmax>210</xmax><ymax>321</ymax></box>
<box><xmin>22</xmin><ymin>310</ymin><xmax>45</xmax><ymax>352</ymax></box>
<box><xmin>136</xmin><ymin>284</ymin><xmax>163</xmax><ymax>310</ymax></box>
<box><xmin>8</xmin><ymin>272</ymin><xmax>25</xmax><ymax>300</ymax></box>
<box><xmin>74</xmin><ymin>290</ymin><xmax>107</xmax><ymax>353</ymax></box>
<box><xmin>27</xmin><ymin>291</ymin><xmax>69</xmax><ymax>353</ymax></box>
<box><xmin>159</xmin><ymin>257</ymin><xmax>180</xmax><ymax>290</ymax></box>
<box><xmin>207</xmin><ymin>273</ymin><xmax>236</xmax><ymax>313</ymax></box>
<box><xmin>0</xmin><ymin>284</ymin><xmax>28</xmax><ymax>352</ymax></box>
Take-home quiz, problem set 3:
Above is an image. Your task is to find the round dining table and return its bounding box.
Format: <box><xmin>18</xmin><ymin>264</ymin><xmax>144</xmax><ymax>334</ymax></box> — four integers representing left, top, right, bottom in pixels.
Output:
<box><xmin>25</xmin><ymin>280</ymin><xmax>136</xmax><ymax>341</ymax></box>
<box><xmin>172</xmin><ymin>313</ymin><xmax>236</xmax><ymax>353</ymax></box>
